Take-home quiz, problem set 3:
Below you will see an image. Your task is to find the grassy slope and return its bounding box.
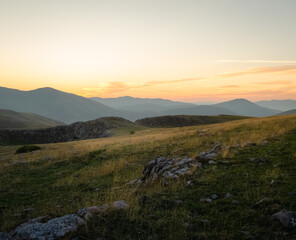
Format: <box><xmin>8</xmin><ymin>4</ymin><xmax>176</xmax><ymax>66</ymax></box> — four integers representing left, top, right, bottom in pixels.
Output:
<box><xmin>0</xmin><ymin>109</ymin><xmax>64</xmax><ymax>129</ymax></box>
<box><xmin>0</xmin><ymin>114</ymin><xmax>296</xmax><ymax>239</ymax></box>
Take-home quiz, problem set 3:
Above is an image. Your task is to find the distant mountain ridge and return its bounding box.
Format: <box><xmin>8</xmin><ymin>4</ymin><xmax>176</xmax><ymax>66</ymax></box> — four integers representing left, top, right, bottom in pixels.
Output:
<box><xmin>256</xmin><ymin>99</ymin><xmax>296</xmax><ymax>111</ymax></box>
<box><xmin>91</xmin><ymin>96</ymin><xmax>196</xmax><ymax>111</ymax></box>
<box><xmin>0</xmin><ymin>87</ymin><xmax>287</xmax><ymax>124</ymax></box>
<box><xmin>277</xmin><ymin>109</ymin><xmax>296</xmax><ymax>116</ymax></box>
<box><xmin>0</xmin><ymin>87</ymin><xmax>121</xmax><ymax>124</ymax></box>
<box><xmin>215</xmin><ymin>98</ymin><xmax>281</xmax><ymax>117</ymax></box>
<box><xmin>0</xmin><ymin>109</ymin><xmax>64</xmax><ymax>129</ymax></box>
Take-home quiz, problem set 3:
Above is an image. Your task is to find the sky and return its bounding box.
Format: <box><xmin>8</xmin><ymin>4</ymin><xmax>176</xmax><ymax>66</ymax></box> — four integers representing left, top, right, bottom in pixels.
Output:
<box><xmin>0</xmin><ymin>0</ymin><xmax>296</xmax><ymax>102</ymax></box>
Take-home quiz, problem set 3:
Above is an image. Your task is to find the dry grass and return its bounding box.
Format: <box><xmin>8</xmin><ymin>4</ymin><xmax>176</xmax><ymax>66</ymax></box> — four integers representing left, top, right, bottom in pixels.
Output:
<box><xmin>1</xmin><ymin>114</ymin><xmax>296</xmax><ymax>237</ymax></box>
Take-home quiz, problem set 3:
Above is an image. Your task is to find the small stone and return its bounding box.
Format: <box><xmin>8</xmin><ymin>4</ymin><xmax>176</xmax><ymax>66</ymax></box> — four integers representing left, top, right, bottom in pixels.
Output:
<box><xmin>183</xmin><ymin>222</ymin><xmax>197</xmax><ymax>231</ymax></box>
<box><xmin>208</xmin><ymin>160</ymin><xmax>216</xmax><ymax>165</ymax></box>
<box><xmin>77</xmin><ymin>205</ymin><xmax>109</xmax><ymax>220</ymax></box>
<box><xmin>255</xmin><ymin>197</ymin><xmax>272</xmax><ymax>205</ymax></box>
<box><xmin>200</xmin><ymin>219</ymin><xmax>209</xmax><ymax>223</ymax></box>
<box><xmin>241</xmin><ymin>231</ymin><xmax>250</xmax><ymax>236</ymax></box>
<box><xmin>95</xmin><ymin>188</ymin><xmax>100</xmax><ymax>192</ymax></box>
<box><xmin>200</xmin><ymin>198</ymin><xmax>213</xmax><ymax>203</ymax></box>
<box><xmin>225</xmin><ymin>192</ymin><xmax>233</xmax><ymax>198</ymax></box>
<box><xmin>175</xmin><ymin>167</ymin><xmax>190</xmax><ymax>175</ymax></box>
<box><xmin>163</xmin><ymin>171</ymin><xmax>178</xmax><ymax>179</ymax></box>
<box><xmin>113</xmin><ymin>200</ymin><xmax>129</xmax><ymax>210</ymax></box>
<box><xmin>186</xmin><ymin>180</ymin><xmax>191</xmax><ymax>185</ymax></box>
<box><xmin>232</xmin><ymin>200</ymin><xmax>239</xmax><ymax>204</ymax></box>
<box><xmin>270</xmin><ymin>179</ymin><xmax>275</xmax><ymax>185</ymax></box>
<box><xmin>211</xmin><ymin>194</ymin><xmax>218</xmax><ymax>200</ymax></box>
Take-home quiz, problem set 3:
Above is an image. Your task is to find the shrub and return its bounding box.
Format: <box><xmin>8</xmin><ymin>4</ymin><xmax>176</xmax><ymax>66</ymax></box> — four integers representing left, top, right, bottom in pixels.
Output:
<box><xmin>15</xmin><ymin>145</ymin><xmax>41</xmax><ymax>154</ymax></box>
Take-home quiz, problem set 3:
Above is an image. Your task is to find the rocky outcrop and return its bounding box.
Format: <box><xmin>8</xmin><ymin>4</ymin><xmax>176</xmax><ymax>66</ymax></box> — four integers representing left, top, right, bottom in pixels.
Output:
<box><xmin>139</xmin><ymin>156</ymin><xmax>201</xmax><ymax>185</ymax></box>
<box><xmin>272</xmin><ymin>209</ymin><xmax>296</xmax><ymax>228</ymax></box>
<box><xmin>136</xmin><ymin>142</ymin><xmax>223</xmax><ymax>185</ymax></box>
<box><xmin>0</xmin><ymin>117</ymin><xmax>135</xmax><ymax>145</ymax></box>
<box><xmin>10</xmin><ymin>215</ymin><xmax>86</xmax><ymax>240</ymax></box>
<box><xmin>2</xmin><ymin>200</ymin><xmax>129</xmax><ymax>240</ymax></box>
<box><xmin>196</xmin><ymin>142</ymin><xmax>222</xmax><ymax>164</ymax></box>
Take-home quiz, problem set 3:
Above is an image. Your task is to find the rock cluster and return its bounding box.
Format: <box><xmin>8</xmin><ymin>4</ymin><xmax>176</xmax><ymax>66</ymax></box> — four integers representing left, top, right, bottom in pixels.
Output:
<box><xmin>139</xmin><ymin>156</ymin><xmax>200</xmax><ymax>185</ymax></box>
<box><xmin>0</xmin><ymin>200</ymin><xmax>129</xmax><ymax>240</ymax></box>
<box><xmin>272</xmin><ymin>209</ymin><xmax>296</xmax><ymax>228</ymax></box>
<box><xmin>196</xmin><ymin>142</ymin><xmax>222</xmax><ymax>164</ymax></box>
<box><xmin>137</xmin><ymin>142</ymin><xmax>223</xmax><ymax>185</ymax></box>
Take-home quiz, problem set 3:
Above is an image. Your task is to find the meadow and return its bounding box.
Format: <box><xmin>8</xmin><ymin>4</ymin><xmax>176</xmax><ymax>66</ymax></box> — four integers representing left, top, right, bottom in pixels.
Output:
<box><xmin>1</xmin><ymin>114</ymin><xmax>296</xmax><ymax>239</ymax></box>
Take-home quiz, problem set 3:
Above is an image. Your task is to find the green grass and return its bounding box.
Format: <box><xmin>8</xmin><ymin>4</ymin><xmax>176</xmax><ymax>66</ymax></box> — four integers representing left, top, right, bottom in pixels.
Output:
<box><xmin>0</xmin><ymin>115</ymin><xmax>296</xmax><ymax>239</ymax></box>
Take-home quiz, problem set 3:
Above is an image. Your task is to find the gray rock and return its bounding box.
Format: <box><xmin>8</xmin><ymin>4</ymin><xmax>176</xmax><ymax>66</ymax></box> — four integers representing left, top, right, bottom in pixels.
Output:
<box><xmin>77</xmin><ymin>204</ymin><xmax>109</xmax><ymax>221</ymax></box>
<box><xmin>10</xmin><ymin>214</ymin><xmax>86</xmax><ymax>240</ymax></box>
<box><xmin>95</xmin><ymin>188</ymin><xmax>100</xmax><ymax>192</ymax></box>
<box><xmin>232</xmin><ymin>200</ymin><xmax>239</xmax><ymax>204</ymax></box>
<box><xmin>200</xmin><ymin>198</ymin><xmax>213</xmax><ymax>203</ymax></box>
<box><xmin>196</xmin><ymin>142</ymin><xmax>222</xmax><ymax>164</ymax></box>
<box><xmin>141</xmin><ymin>156</ymin><xmax>200</xmax><ymax>184</ymax></box>
<box><xmin>183</xmin><ymin>222</ymin><xmax>197</xmax><ymax>231</ymax></box>
<box><xmin>272</xmin><ymin>209</ymin><xmax>296</xmax><ymax>228</ymax></box>
<box><xmin>225</xmin><ymin>192</ymin><xmax>233</xmax><ymax>198</ymax></box>
<box><xmin>0</xmin><ymin>232</ymin><xmax>15</xmax><ymax>240</ymax></box>
<box><xmin>113</xmin><ymin>200</ymin><xmax>129</xmax><ymax>210</ymax></box>
<box><xmin>211</xmin><ymin>194</ymin><xmax>218</xmax><ymax>200</ymax></box>
<box><xmin>175</xmin><ymin>157</ymin><xmax>192</xmax><ymax>166</ymax></box>
<box><xmin>270</xmin><ymin>179</ymin><xmax>275</xmax><ymax>185</ymax></box>
<box><xmin>163</xmin><ymin>171</ymin><xmax>178</xmax><ymax>179</ymax></box>
<box><xmin>255</xmin><ymin>197</ymin><xmax>272</xmax><ymax>205</ymax></box>
<box><xmin>208</xmin><ymin>160</ymin><xmax>217</xmax><ymax>165</ymax></box>
<box><xmin>175</xmin><ymin>167</ymin><xmax>189</xmax><ymax>175</ymax></box>
<box><xmin>241</xmin><ymin>231</ymin><xmax>250</xmax><ymax>236</ymax></box>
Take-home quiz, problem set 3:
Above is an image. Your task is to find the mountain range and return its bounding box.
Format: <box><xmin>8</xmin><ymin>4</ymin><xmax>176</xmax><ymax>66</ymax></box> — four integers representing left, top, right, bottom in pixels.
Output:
<box><xmin>0</xmin><ymin>86</ymin><xmax>295</xmax><ymax>125</ymax></box>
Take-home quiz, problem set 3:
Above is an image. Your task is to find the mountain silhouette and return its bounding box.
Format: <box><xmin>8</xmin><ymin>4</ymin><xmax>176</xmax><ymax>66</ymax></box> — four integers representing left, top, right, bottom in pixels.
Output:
<box><xmin>0</xmin><ymin>87</ymin><xmax>120</xmax><ymax>124</ymax></box>
<box><xmin>215</xmin><ymin>98</ymin><xmax>280</xmax><ymax>117</ymax></box>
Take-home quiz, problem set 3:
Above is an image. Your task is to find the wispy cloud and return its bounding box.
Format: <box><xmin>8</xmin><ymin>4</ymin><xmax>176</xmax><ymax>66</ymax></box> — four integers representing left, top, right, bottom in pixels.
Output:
<box><xmin>217</xmin><ymin>65</ymin><xmax>296</xmax><ymax>78</ymax></box>
<box><xmin>81</xmin><ymin>65</ymin><xmax>296</xmax><ymax>97</ymax></box>
<box><xmin>216</xmin><ymin>60</ymin><xmax>296</xmax><ymax>63</ymax></box>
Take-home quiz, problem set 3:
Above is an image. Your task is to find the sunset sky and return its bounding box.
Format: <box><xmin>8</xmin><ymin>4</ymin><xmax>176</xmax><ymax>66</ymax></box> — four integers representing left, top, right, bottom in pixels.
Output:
<box><xmin>0</xmin><ymin>0</ymin><xmax>296</xmax><ymax>102</ymax></box>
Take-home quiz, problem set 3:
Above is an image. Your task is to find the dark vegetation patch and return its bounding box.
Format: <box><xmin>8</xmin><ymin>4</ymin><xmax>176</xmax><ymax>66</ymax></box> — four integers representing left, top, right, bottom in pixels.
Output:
<box><xmin>136</xmin><ymin>115</ymin><xmax>249</xmax><ymax>128</ymax></box>
<box><xmin>15</xmin><ymin>145</ymin><xmax>41</xmax><ymax>154</ymax></box>
<box><xmin>0</xmin><ymin>117</ymin><xmax>136</xmax><ymax>146</ymax></box>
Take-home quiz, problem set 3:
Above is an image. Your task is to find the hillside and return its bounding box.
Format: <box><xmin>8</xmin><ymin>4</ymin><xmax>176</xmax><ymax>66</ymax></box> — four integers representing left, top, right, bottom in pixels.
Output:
<box><xmin>0</xmin><ymin>117</ymin><xmax>136</xmax><ymax>145</ymax></box>
<box><xmin>0</xmin><ymin>87</ymin><xmax>122</xmax><ymax>124</ymax></box>
<box><xmin>91</xmin><ymin>96</ymin><xmax>195</xmax><ymax>111</ymax></box>
<box><xmin>215</xmin><ymin>98</ymin><xmax>280</xmax><ymax>117</ymax></box>
<box><xmin>160</xmin><ymin>105</ymin><xmax>236</xmax><ymax>116</ymax></box>
<box><xmin>277</xmin><ymin>109</ymin><xmax>296</xmax><ymax>116</ymax></box>
<box><xmin>0</xmin><ymin>109</ymin><xmax>64</xmax><ymax>129</ymax></box>
<box><xmin>256</xmin><ymin>99</ymin><xmax>296</xmax><ymax>111</ymax></box>
<box><xmin>1</xmin><ymin>115</ymin><xmax>296</xmax><ymax>239</ymax></box>
<box><xmin>136</xmin><ymin>115</ymin><xmax>248</xmax><ymax>127</ymax></box>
